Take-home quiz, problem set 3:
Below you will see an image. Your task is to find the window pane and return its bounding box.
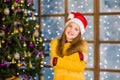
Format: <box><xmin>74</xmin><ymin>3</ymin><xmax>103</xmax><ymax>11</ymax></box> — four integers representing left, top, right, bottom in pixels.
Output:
<box><xmin>68</xmin><ymin>0</ymin><xmax>93</xmax><ymax>13</ymax></box>
<box><xmin>86</xmin><ymin>44</ymin><xmax>94</xmax><ymax>68</ymax></box>
<box><xmin>33</xmin><ymin>0</ymin><xmax>38</xmax><ymax>12</ymax></box>
<box><xmin>83</xmin><ymin>16</ymin><xmax>94</xmax><ymax>40</ymax></box>
<box><xmin>100</xmin><ymin>44</ymin><xmax>120</xmax><ymax>69</ymax></box>
<box><xmin>41</xmin><ymin>17</ymin><xmax>64</xmax><ymax>40</ymax></box>
<box><xmin>85</xmin><ymin>71</ymin><xmax>94</xmax><ymax>80</ymax></box>
<box><xmin>100</xmin><ymin>0</ymin><xmax>120</xmax><ymax>12</ymax></box>
<box><xmin>100</xmin><ymin>15</ymin><xmax>120</xmax><ymax>41</ymax></box>
<box><xmin>41</xmin><ymin>0</ymin><xmax>64</xmax><ymax>14</ymax></box>
<box><xmin>42</xmin><ymin>67</ymin><xmax>54</xmax><ymax>80</ymax></box>
<box><xmin>100</xmin><ymin>72</ymin><xmax>120</xmax><ymax>80</ymax></box>
<box><xmin>44</xmin><ymin>56</ymin><xmax>50</xmax><ymax>66</ymax></box>
<box><xmin>43</xmin><ymin>42</ymin><xmax>50</xmax><ymax>54</ymax></box>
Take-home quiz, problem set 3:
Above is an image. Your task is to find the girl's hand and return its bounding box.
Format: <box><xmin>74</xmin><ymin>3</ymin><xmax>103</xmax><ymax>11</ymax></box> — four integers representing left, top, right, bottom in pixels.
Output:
<box><xmin>50</xmin><ymin>57</ymin><xmax>58</xmax><ymax>66</ymax></box>
<box><xmin>50</xmin><ymin>58</ymin><xmax>53</xmax><ymax>66</ymax></box>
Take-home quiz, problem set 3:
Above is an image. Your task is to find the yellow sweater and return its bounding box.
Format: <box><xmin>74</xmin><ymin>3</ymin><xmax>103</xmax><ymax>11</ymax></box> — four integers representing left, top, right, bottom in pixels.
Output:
<box><xmin>50</xmin><ymin>39</ymin><xmax>88</xmax><ymax>80</ymax></box>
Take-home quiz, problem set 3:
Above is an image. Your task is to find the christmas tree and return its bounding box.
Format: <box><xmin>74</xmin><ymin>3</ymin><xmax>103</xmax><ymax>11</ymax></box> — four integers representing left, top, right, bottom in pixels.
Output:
<box><xmin>0</xmin><ymin>0</ymin><xmax>44</xmax><ymax>79</ymax></box>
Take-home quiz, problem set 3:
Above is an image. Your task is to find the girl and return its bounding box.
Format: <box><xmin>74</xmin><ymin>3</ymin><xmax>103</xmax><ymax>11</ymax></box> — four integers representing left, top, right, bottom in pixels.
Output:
<box><xmin>50</xmin><ymin>12</ymin><xmax>88</xmax><ymax>80</ymax></box>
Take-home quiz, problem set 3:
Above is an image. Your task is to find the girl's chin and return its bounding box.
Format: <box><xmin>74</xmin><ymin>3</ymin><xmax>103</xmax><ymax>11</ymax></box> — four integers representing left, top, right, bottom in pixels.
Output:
<box><xmin>67</xmin><ymin>35</ymin><xmax>74</xmax><ymax>38</ymax></box>
<box><xmin>66</xmin><ymin>37</ymin><xmax>74</xmax><ymax>40</ymax></box>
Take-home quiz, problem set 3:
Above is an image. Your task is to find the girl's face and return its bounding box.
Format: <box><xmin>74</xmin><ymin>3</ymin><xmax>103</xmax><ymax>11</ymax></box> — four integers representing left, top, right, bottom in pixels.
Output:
<box><xmin>65</xmin><ymin>22</ymin><xmax>80</xmax><ymax>42</ymax></box>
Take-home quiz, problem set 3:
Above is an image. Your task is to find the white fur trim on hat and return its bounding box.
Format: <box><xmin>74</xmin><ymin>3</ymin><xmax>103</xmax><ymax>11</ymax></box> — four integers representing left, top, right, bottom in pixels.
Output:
<box><xmin>65</xmin><ymin>18</ymin><xmax>85</xmax><ymax>35</ymax></box>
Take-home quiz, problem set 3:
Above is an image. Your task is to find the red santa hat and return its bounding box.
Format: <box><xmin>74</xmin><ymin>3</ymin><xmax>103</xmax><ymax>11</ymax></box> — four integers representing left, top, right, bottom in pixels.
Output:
<box><xmin>65</xmin><ymin>12</ymin><xmax>88</xmax><ymax>35</ymax></box>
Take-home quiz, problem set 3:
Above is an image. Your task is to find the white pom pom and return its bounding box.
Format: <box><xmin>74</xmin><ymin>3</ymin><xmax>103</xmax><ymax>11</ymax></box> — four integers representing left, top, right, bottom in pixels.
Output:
<box><xmin>68</xmin><ymin>14</ymin><xmax>74</xmax><ymax>19</ymax></box>
<box><xmin>14</xmin><ymin>52</ymin><xmax>20</xmax><ymax>60</ymax></box>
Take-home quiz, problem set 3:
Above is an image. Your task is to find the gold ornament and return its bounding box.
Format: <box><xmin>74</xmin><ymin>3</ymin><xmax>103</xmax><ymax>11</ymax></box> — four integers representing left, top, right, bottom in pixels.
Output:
<box><xmin>40</xmin><ymin>61</ymin><xmax>44</xmax><ymax>64</ymax></box>
<box><xmin>24</xmin><ymin>51</ymin><xmax>27</xmax><ymax>57</ymax></box>
<box><xmin>20</xmin><ymin>0</ymin><xmax>24</xmax><ymax>4</ymax></box>
<box><xmin>1</xmin><ymin>39</ymin><xmax>5</xmax><ymax>43</ymax></box>
<box><xmin>24</xmin><ymin>9</ymin><xmax>27</xmax><ymax>14</ymax></box>
<box><xmin>17</xmin><ymin>63</ymin><xmax>21</xmax><ymax>67</ymax></box>
<box><xmin>19</xmin><ymin>27</ymin><xmax>23</xmax><ymax>32</ymax></box>
<box><xmin>7</xmin><ymin>54</ymin><xmax>12</xmax><ymax>60</ymax></box>
<box><xmin>27</xmin><ymin>51</ymin><xmax>31</xmax><ymax>57</ymax></box>
<box><xmin>32</xmin><ymin>14</ymin><xmax>34</xmax><ymax>18</ymax></box>
<box><xmin>2</xmin><ymin>17</ymin><xmax>5</xmax><ymax>21</ymax></box>
<box><xmin>11</xmin><ymin>5</ymin><xmax>15</xmax><ymax>10</ymax></box>
<box><xmin>39</xmin><ymin>37</ymin><xmax>43</xmax><ymax>42</ymax></box>
<box><xmin>35</xmin><ymin>23</ymin><xmax>40</xmax><ymax>28</ymax></box>
<box><xmin>14</xmin><ymin>28</ymin><xmax>19</xmax><ymax>33</ymax></box>
<box><xmin>13</xmin><ymin>2</ymin><xmax>19</xmax><ymax>7</ymax></box>
<box><xmin>29</xmin><ymin>61</ymin><xmax>32</xmax><ymax>68</ymax></box>
<box><xmin>32</xmin><ymin>35</ymin><xmax>35</xmax><ymax>41</ymax></box>
<box><xmin>11</xmin><ymin>58</ymin><xmax>15</xmax><ymax>64</ymax></box>
<box><xmin>0</xmin><ymin>30</ymin><xmax>5</xmax><ymax>36</ymax></box>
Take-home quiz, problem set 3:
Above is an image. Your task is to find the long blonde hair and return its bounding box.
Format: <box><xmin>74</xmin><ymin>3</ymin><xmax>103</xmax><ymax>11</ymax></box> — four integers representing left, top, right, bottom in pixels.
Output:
<box><xmin>56</xmin><ymin>28</ymin><xmax>83</xmax><ymax>57</ymax></box>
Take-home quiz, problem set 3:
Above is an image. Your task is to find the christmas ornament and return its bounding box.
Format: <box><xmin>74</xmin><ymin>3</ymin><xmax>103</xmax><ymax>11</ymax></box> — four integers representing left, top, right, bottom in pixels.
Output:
<box><xmin>29</xmin><ymin>61</ymin><xmax>32</xmax><ymax>68</ymax></box>
<box><xmin>2</xmin><ymin>17</ymin><xmax>5</xmax><ymax>21</ymax></box>
<box><xmin>1</xmin><ymin>39</ymin><xmax>5</xmax><ymax>43</ymax></box>
<box><xmin>17</xmin><ymin>63</ymin><xmax>21</xmax><ymax>67</ymax></box>
<box><xmin>35</xmin><ymin>50</ymin><xmax>43</xmax><ymax>55</ymax></box>
<box><xmin>4</xmin><ymin>61</ymin><xmax>10</xmax><ymax>67</ymax></box>
<box><xmin>27</xmin><ymin>0</ymin><xmax>34</xmax><ymax>7</ymax></box>
<box><xmin>4</xmin><ymin>0</ymin><xmax>11</xmax><ymax>2</ymax></box>
<box><xmin>19</xmin><ymin>27</ymin><xmax>23</xmax><ymax>32</ymax></box>
<box><xmin>32</xmin><ymin>35</ymin><xmax>35</xmax><ymax>41</ymax></box>
<box><xmin>0</xmin><ymin>30</ymin><xmax>5</xmax><ymax>36</ymax></box>
<box><xmin>14</xmin><ymin>52</ymin><xmax>20</xmax><ymax>60</ymax></box>
<box><xmin>2</xmin><ymin>25</ymin><xmax>7</xmax><ymax>31</ymax></box>
<box><xmin>35</xmin><ymin>50</ymin><xmax>39</xmax><ymax>55</ymax></box>
<box><xmin>29</xmin><ymin>42</ymin><xmax>34</xmax><ymax>48</ymax></box>
<box><xmin>11</xmin><ymin>5</ymin><xmax>15</xmax><ymax>10</ymax></box>
<box><xmin>4</xmin><ymin>8</ymin><xmax>10</xmax><ymax>15</ymax></box>
<box><xmin>24</xmin><ymin>51</ymin><xmax>27</xmax><ymax>57</ymax></box>
<box><xmin>14</xmin><ymin>28</ymin><xmax>19</xmax><ymax>33</ymax></box>
<box><xmin>20</xmin><ymin>0</ymin><xmax>24</xmax><ymax>4</ymax></box>
<box><xmin>39</xmin><ymin>37</ymin><xmax>43</xmax><ymax>42</ymax></box>
<box><xmin>15</xmin><ymin>0</ymin><xmax>19</xmax><ymax>3</ymax></box>
<box><xmin>24</xmin><ymin>9</ymin><xmax>27</xmax><ymax>14</ymax></box>
<box><xmin>23</xmin><ymin>42</ymin><xmax>27</xmax><ymax>47</ymax></box>
<box><xmin>13</xmin><ymin>2</ymin><xmax>19</xmax><ymax>7</ymax></box>
<box><xmin>19</xmin><ymin>36</ymin><xmax>24</xmax><ymax>41</ymax></box>
<box><xmin>11</xmin><ymin>58</ymin><xmax>15</xmax><ymax>64</ymax></box>
<box><xmin>14</xmin><ymin>21</ymin><xmax>21</xmax><ymax>26</ymax></box>
<box><xmin>7</xmin><ymin>54</ymin><xmax>12</xmax><ymax>59</ymax></box>
<box><xmin>34</xmin><ymin>29</ymin><xmax>39</xmax><ymax>37</ymax></box>
<box><xmin>21</xmin><ymin>57</ymin><xmax>25</xmax><ymax>61</ymax></box>
<box><xmin>35</xmin><ymin>23</ymin><xmax>39</xmax><ymax>28</ymax></box>
<box><xmin>27</xmin><ymin>51</ymin><xmax>31</xmax><ymax>57</ymax></box>
<box><xmin>0</xmin><ymin>63</ymin><xmax>5</xmax><ymax>67</ymax></box>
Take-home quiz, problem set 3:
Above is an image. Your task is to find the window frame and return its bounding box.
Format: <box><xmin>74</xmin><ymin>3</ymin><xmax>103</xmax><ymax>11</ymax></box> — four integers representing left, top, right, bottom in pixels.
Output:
<box><xmin>38</xmin><ymin>0</ymin><xmax>120</xmax><ymax>80</ymax></box>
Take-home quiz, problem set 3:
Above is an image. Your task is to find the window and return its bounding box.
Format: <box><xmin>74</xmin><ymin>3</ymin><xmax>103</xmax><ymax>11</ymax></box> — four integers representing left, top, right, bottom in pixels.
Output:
<box><xmin>36</xmin><ymin>0</ymin><xmax>120</xmax><ymax>80</ymax></box>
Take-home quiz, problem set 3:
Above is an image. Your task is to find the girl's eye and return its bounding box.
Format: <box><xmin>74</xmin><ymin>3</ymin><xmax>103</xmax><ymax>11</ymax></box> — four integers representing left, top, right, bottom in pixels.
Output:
<box><xmin>68</xmin><ymin>25</ymin><xmax>72</xmax><ymax>28</ymax></box>
<box><xmin>75</xmin><ymin>28</ymin><xmax>79</xmax><ymax>31</ymax></box>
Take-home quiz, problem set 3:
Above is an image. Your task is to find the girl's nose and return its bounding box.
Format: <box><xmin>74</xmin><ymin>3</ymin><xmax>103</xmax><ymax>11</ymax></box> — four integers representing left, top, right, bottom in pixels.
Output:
<box><xmin>70</xmin><ymin>27</ymin><xmax>74</xmax><ymax>32</ymax></box>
